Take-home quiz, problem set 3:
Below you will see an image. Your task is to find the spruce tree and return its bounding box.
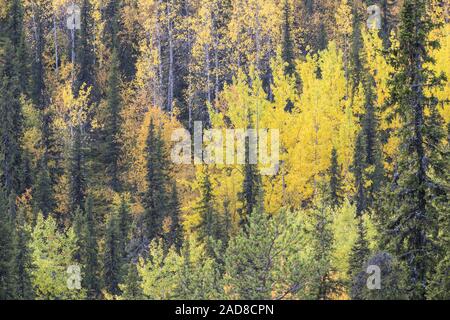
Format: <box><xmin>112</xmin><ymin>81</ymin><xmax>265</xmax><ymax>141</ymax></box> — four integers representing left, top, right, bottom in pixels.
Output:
<box><xmin>143</xmin><ymin>119</ymin><xmax>169</xmax><ymax>240</ymax></box>
<box><xmin>311</xmin><ymin>204</ymin><xmax>340</xmax><ymax>299</ymax></box>
<box><xmin>239</xmin><ymin>114</ymin><xmax>262</xmax><ymax>226</ymax></box>
<box><xmin>103</xmin><ymin>210</ymin><xmax>122</xmax><ymax>296</ymax></box>
<box><xmin>120</xmin><ymin>262</ymin><xmax>143</xmax><ymax>300</ymax></box>
<box><xmin>103</xmin><ymin>49</ymin><xmax>122</xmax><ymax>192</ymax></box>
<box><xmin>196</xmin><ymin>166</ymin><xmax>220</xmax><ymax>255</ymax></box>
<box><xmin>0</xmin><ymin>188</ymin><xmax>16</xmax><ymax>299</ymax></box>
<box><xmin>69</xmin><ymin>126</ymin><xmax>86</xmax><ymax>215</ymax></box>
<box><xmin>282</xmin><ymin>0</ymin><xmax>295</xmax><ymax>76</ymax></box>
<box><xmin>348</xmin><ymin>215</ymin><xmax>370</xmax><ymax>300</ymax></box>
<box><xmin>327</xmin><ymin>148</ymin><xmax>344</xmax><ymax>208</ymax></box>
<box><xmin>383</xmin><ymin>0</ymin><xmax>448</xmax><ymax>299</ymax></box>
<box><xmin>73</xmin><ymin>197</ymin><xmax>100</xmax><ymax>299</ymax></box>
<box><xmin>165</xmin><ymin>182</ymin><xmax>183</xmax><ymax>251</ymax></box>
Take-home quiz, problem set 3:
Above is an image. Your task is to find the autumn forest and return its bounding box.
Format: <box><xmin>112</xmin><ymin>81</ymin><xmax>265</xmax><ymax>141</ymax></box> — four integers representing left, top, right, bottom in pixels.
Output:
<box><xmin>0</xmin><ymin>0</ymin><xmax>449</xmax><ymax>300</ymax></box>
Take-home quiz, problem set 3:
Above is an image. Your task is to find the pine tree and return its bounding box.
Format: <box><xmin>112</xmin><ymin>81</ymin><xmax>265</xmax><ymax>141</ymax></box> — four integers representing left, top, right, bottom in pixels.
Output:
<box><xmin>33</xmin><ymin>158</ymin><xmax>54</xmax><ymax>217</ymax></box>
<box><xmin>383</xmin><ymin>0</ymin><xmax>448</xmax><ymax>299</ymax></box>
<box><xmin>327</xmin><ymin>148</ymin><xmax>344</xmax><ymax>208</ymax></box>
<box><xmin>143</xmin><ymin>119</ymin><xmax>169</xmax><ymax>240</ymax></box>
<box><xmin>103</xmin><ymin>49</ymin><xmax>122</xmax><ymax>192</ymax></box>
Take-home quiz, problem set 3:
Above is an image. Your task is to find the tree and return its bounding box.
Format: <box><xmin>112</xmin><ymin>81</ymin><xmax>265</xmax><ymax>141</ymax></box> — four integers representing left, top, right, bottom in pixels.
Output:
<box><xmin>195</xmin><ymin>166</ymin><xmax>220</xmax><ymax>255</ymax></box>
<box><xmin>29</xmin><ymin>213</ymin><xmax>85</xmax><ymax>299</ymax></box>
<box><xmin>327</xmin><ymin>148</ymin><xmax>344</xmax><ymax>208</ymax></box>
<box><xmin>143</xmin><ymin>118</ymin><xmax>170</xmax><ymax>240</ymax></box>
<box><xmin>0</xmin><ymin>38</ymin><xmax>24</xmax><ymax>196</ymax></box>
<box><xmin>73</xmin><ymin>196</ymin><xmax>100</xmax><ymax>299</ymax></box>
<box><xmin>103</xmin><ymin>50</ymin><xmax>123</xmax><ymax>192</ymax></box>
<box><xmin>12</xmin><ymin>202</ymin><xmax>34</xmax><ymax>299</ymax></box>
<box><xmin>383</xmin><ymin>0</ymin><xmax>448</xmax><ymax>299</ymax></box>
<box><xmin>310</xmin><ymin>204</ymin><xmax>340</xmax><ymax>299</ymax></box>
<box><xmin>282</xmin><ymin>0</ymin><xmax>295</xmax><ymax>76</ymax></box>
<box><xmin>348</xmin><ymin>215</ymin><xmax>370</xmax><ymax>300</ymax></box>
<box><xmin>119</xmin><ymin>262</ymin><xmax>143</xmax><ymax>300</ymax></box>
<box><xmin>0</xmin><ymin>189</ymin><xmax>16</xmax><ymax>299</ymax></box>
<box><xmin>165</xmin><ymin>182</ymin><xmax>183</xmax><ymax>251</ymax></box>
<box><xmin>69</xmin><ymin>126</ymin><xmax>86</xmax><ymax>215</ymax></box>
<box><xmin>103</xmin><ymin>209</ymin><xmax>123</xmax><ymax>296</ymax></box>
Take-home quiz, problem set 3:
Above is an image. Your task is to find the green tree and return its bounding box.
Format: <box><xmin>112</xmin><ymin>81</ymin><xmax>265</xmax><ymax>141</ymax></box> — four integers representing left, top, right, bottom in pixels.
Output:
<box><xmin>103</xmin><ymin>209</ymin><xmax>123</xmax><ymax>296</ymax></box>
<box><xmin>383</xmin><ymin>0</ymin><xmax>448</xmax><ymax>299</ymax></box>
<box><xmin>327</xmin><ymin>148</ymin><xmax>344</xmax><ymax>208</ymax></box>
<box><xmin>103</xmin><ymin>50</ymin><xmax>122</xmax><ymax>192</ymax></box>
<box><xmin>29</xmin><ymin>213</ymin><xmax>85</xmax><ymax>299</ymax></box>
<box><xmin>143</xmin><ymin>119</ymin><xmax>170</xmax><ymax>240</ymax></box>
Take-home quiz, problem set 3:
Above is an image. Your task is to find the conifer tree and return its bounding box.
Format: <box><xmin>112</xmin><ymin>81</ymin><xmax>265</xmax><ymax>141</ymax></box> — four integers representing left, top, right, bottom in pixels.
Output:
<box><xmin>165</xmin><ymin>182</ymin><xmax>183</xmax><ymax>251</ymax></box>
<box><xmin>12</xmin><ymin>204</ymin><xmax>34</xmax><ymax>299</ymax></box>
<box><xmin>0</xmin><ymin>188</ymin><xmax>16</xmax><ymax>299</ymax></box>
<box><xmin>0</xmin><ymin>38</ymin><xmax>24</xmax><ymax>196</ymax></box>
<box><xmin>104</xmin><ymin>50</ymin><xmax>122</xmax><ymax>192</ymax></box>
<box><xmin>383</xmin><ymin>0</ymin><xmax>448</xmax><ymax>299</ymax></box>
<box><xmin>348</xmin><ymin>215</ymin><xmax>370</xmax><ymax>300</ymax></box>
<box><xmin>327</xmin><ymin>148</ymin><xmax>344</xmax><ymax>208</ymax></box>
<box><xmin>69</xmin><ymin>126</ymin><xmax>86</xmax><ymax>215</ymax></box>
<box><xmin>73</xmin><ymin>197</ymin><xmax>100</xmax><ymax>299</ymax></box>
<box><xmin>282</xmin><ymin>0</ymin><xmax>295</xmax><ymax>76</ymax></box>
<box><xmin>143</xmin><ymin>119</ymin><xmax>169</xmax><ymax>240</ymax></box>
<box><xmin>311</xmin><ymin>204</ymin><xmax>340</xmax><ymax>299</ymax></box>
<box><xmin>120</xmin><ymin>262</ymin><xmax>143</xmax><ymax>300</ymax></box>
<box><xmin>196</xmin><ymin>166</ymin><xmax>220</xmax><ymax>255</ymax></box>
<box><xmin>103</xmin><ymin>210</ymin><xmax>122</xmax><ymax>296</ymax></box>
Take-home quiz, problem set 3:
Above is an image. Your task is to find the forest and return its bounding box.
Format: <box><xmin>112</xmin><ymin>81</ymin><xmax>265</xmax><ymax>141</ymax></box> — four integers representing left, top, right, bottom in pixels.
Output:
<box><xmin>0</xmin><ymin>0</ymin><xmax>449</xmax><ymax>300</ymax></box>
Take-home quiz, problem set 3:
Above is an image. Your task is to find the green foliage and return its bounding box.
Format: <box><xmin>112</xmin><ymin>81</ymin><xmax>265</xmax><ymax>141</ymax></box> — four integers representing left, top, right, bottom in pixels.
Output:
<box><xmin>29</xmin><ymin>213</ymin><xmax>85</xmax><ymax>299</ymax></box>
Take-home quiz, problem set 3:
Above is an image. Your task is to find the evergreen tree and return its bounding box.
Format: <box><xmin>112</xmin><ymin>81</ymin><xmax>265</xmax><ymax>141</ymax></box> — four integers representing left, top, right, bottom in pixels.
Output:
<box><xmin>75</xmin><ymin>0</ymin><xmax>97</xmax><ymax>96</ymax></box>
<box><xmin>165</xmin><ymin>182</ymin><xmax>183</xmax><ymax>251</ymax></box>
<box><xmin>311</xmin><ymin>204</ymin><xmax>340</xmax><ymax>299</ymax></box>
<box><xmin>327</xmin><ymin>148</ymin><xmax>344</xmax><ymax>208</ymax></box>
<box><xmin>33</xmin><ymin>158</ymin><xmax>54</xmax><ymax>217</ymax></box>
<box><xmin>0</xmin><ymin>189</ymin><xmax>16</xmax><ymax>299</ymax></box>
<box><xmin>116</xmin><ymin>195</ymin><xmax>131</xmax><ymax>261</ymax></box>
<box><xmin>120</xmin><ymin>262</ymin><xmax>143</xmax><ymax>300</ymax></box>
<box><xmin>348</xmin><ymin>215</ymin><xmax>370</xmax><ymax>300</ymax></box>
<box><xmin>196</xmin><ymin>166</ymin><xmax>220</xmax><ymax>255</ymax></box>
<box><xmin>353</xmin><ymin>132</ymin><xmax>366</xmax><ymax>216</ymax></box>
<box><xmin>239</xmin><ymin>114</ymin><xmax>262</xmax><ymax>226</ymax></box>
<box><xmin>103</xmin><ymin>210</ymin><xmax>122</xmax><ymax>296</ymax></box>
<box><xmin>73</xmin><ymin>197</ymin><xmax>100</xmax><ymax>299</ymax></box>
<box><xmin>69</xmin><ymin>126</ymin><xmax>86</xmax><ymax>215</ymax></box>
<box><xmin>282</xmin><ymin>0</ymin><xmax>295</xmax><ymax>76</ymax></box>
<box><xmin>0</xmin><ymin>38</ymin><xmax>23</xmax><ymax>196</ymax></box>
<box><xmin>143</xmin><ymin>119</ymin><xmax>169</xmax><ymax>240</ymax></box>
<box><xmin>383</xmin><ymin>0</ymin><xmax>448</xmax><ymax>299</ymax></box>
<box><xmin>103</xmin><ymin>50</ymin><xmax>122</xmax><ymax>192</ymax></box>
<box><xmin>224</xmin><ymin>208</ymin><xmax>273</xmax><ymax>299</ymax></box>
